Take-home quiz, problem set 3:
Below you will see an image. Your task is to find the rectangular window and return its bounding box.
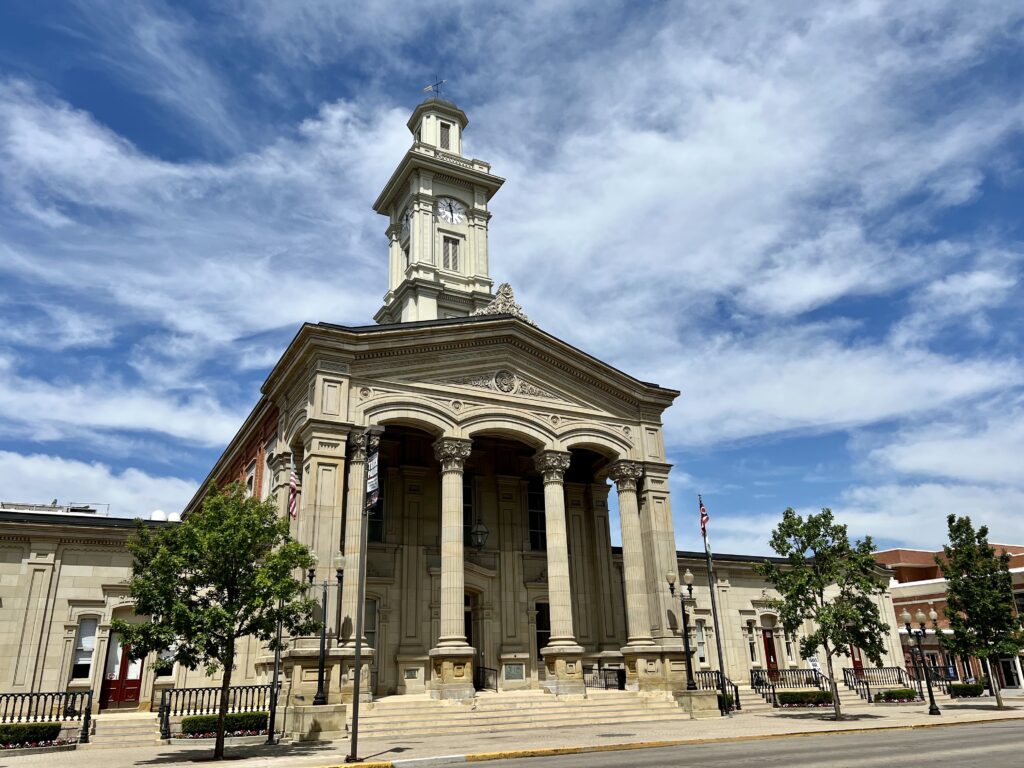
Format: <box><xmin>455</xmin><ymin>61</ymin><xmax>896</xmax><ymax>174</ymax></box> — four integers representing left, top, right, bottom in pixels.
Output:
<box><xmin>440</xmin><ymin>122</ymin><xmax>451</xmax><ymax>150</ymax></box>
<box><xmin>462</xmin><ymin>473</ymin><xmax>475</xmax><ymax>546</ymax></box>
<box><xmin>535</xmin><ymin>602</ymin><xmax>550</xmax><ymax>659</ymax></box>
<box><xmin>156</xmin><ymin>647</ymin><xmax>175</xmax><ymax>678</ymax></box>
<box><xmin>747</xmin><ymin>622</ymin><xmax>758</xmax><ymax>663</ymax></box>
<box><xmin>784</xmin><ymin>632</ymin><xmax>795</xmax><ymax>663</ymax></box>
<box><xmin>443</xmin><ymin>237</ymin><xmax>459</xmax><ymax>271</ymax></box>
<box><xmin>260</xmin><ymin>437</ymin><xmax>275</xmax><ymax>500</ymax></box>
<box><xmin>245</xmin><ymin>459</ymin><xmax>256</xmax><ymax>497</ymax></box>
<box><xmin>364</xmin><ymin>599</ymin><xmax>378</xmax><ymax>649</ymax></box>
<box><xmin>527</xmin><ymin>476</ymin><xmax>546</xmax><ymax>551</ymax></box>
<box><xmin>403</xmin><ymin>245</ymin><xmax>410</xmax><ymax>269</ymax></box>
<box><xmin>696</xmin><ymin>620</ymin><xmax>707</xmax><ymax>664</ymax></box>
<box><xmin>72</xmin><ymin>618</ymin><xmax>98</xmax><ymax>679</ymax></box>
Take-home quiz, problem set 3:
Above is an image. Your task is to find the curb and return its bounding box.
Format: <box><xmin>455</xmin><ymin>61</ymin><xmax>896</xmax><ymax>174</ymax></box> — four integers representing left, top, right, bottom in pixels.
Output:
<box><xmin>330</xmin><ymin>712</ymin><xmax>1024</xmax><ymax>768</ymax></box>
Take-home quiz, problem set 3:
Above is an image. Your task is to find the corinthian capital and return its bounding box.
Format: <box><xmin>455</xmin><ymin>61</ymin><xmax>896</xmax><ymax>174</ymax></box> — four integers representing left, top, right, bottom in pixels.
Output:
<box><xmin>607</xmin><ymin>461</ymin><xmax>643</xmax><ymax>492</ymax></box>
<box><xmin>534</xmin><ymin>450</ymin><xmax>571</xmax><ymax>484</ymax></box>
<box><xmin>433</xmin><ymin>437</ymin><xmax>472</xmax><ymax>473</ymax></box>
<box><xmin>349</xmin><ymin>429</ymin><xmax>369</xmax><ymax>462</ymax></box>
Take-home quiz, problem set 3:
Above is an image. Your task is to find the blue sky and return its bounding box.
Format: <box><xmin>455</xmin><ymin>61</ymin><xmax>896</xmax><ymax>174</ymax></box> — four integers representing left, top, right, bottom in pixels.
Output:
<box><xmin>0</xmin><ymin>1</ymin><xmax>1022</xmax><ymax>555</ymax></box>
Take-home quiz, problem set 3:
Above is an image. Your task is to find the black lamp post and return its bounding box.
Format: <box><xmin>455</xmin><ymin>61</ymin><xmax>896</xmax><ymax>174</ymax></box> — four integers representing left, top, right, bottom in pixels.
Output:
<box><xmin>667</xmin><ymin>569</ymin><xmax>698</xmax><ymax>691</ymax></box>
<box><xmin>307</xmin><ymin>552</ymin><xmax>346</xmax><ymax>707</ymax></box>
<box><xmin>902</xmin><ymin>607</ymin><xmax>940</xmax><ymax>716</ymax></box>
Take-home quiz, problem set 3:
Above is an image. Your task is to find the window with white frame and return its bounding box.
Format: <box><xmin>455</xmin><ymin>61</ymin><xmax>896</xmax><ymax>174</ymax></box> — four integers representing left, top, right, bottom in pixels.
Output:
<box><xmin>260</xmin><ymin>437</ymin><xmax>275</xmax><ymax>500</ymax></box>
<box><xmin>695</xmin><ymin>620</ymin><xmax>707</xmax><ymax>664</ymax></box>
<box><xmin>155</xmin><ymin>647</ymin><xmax>175</xmax><ymax>678</ymax></box>
<box><xmin>442</xmin><ymin>237</ymin><xmax>460</xmax><ymax>271</ymax></box>
<box><xmin>746</xmin><ymin>621</ymin><xmax>758</xmax><ymax>663</ymax></box>
<box><xmin>72</xmin><ymin>617</ymin><xmax>98</xmax><ymax>679</ymax></box>
<box><xmin>784</xmin><ymin>631</ymin><xmax>795</xmax><ymax>663</ymax></box>
<box><xmin>440</xmin><ymin>122</ymin><xmax>451</xmax><ymax>150</ymax></box>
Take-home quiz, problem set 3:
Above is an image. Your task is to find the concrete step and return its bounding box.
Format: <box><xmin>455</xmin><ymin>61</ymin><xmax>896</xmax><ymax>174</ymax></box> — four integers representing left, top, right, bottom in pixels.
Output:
<box><xmin>356</xmin><ymin>713</ymin><xmax>690</xmax><ymax>737</ymax></box>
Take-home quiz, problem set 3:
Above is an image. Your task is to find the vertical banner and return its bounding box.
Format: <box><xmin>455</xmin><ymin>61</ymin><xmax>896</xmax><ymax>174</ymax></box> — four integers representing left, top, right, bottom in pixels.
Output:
<box><xmin>366</xmin><ymin>451</ymin><xmax>379</xmax><ymax>509</ymax></box>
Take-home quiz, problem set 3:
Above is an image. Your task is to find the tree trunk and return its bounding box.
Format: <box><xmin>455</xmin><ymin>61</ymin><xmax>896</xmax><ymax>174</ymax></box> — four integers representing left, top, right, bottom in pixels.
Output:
<box><xmin>985</xmin><ymin>657</ymin><xmax>1005</xmax><ymax>710</ymax></box>
<box><xmin>214</xmin><ymin>638</ymin><xmax>236</xmax><ymax>760</ymax></box>
<box><xmin>824</xmin><ymin>646</ymin><xmax>842</xmax><ymax>721</ymax></box>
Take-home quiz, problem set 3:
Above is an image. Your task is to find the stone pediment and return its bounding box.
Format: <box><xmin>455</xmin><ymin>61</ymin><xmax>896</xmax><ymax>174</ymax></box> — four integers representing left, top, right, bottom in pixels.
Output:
<box><xmin>431</xmin><ymin>369</ymin><xmax>569</xmax><ymax>403</ymax></box>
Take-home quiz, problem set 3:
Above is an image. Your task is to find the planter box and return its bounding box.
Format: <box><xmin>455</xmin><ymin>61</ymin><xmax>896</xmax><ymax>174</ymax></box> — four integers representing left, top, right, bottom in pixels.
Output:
<box><xmin>0</xmin><ymin>743</ymin><xmax>77</xmax><ymax>756</ymax></box>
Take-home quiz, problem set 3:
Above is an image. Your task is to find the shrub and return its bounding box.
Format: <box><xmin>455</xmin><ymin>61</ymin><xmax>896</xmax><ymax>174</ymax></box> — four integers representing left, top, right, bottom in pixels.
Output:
<box><xmin>179</xmin><ymin>711</ymin><xmax>268</xmax><ymax>736</ymax></box>
<box><xmin>873</xmin><ymin>688</ymin><xmax>919</xmax><ymax>703</ymax></box>
<box><xmin>777</xmin><ymin>690</ymin><xmax>833</xmax><ymax>707</ymax></box>
<box><xmin>950</xmin><ymin>683</ymin><xmax>985</xmax><ymax>698</ymax></box>
<box><xmin>0</xmin><ymin>723</ymin><xmax>63</xmax><ymax>747</ymax></box>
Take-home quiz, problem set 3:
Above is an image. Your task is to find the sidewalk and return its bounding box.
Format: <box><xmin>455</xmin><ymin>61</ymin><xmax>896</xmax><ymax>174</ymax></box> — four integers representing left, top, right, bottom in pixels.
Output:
<box><xmin>4</xmin><ymin>699</ymin><xmax>1023</xmax><ymax>768</ymax></box>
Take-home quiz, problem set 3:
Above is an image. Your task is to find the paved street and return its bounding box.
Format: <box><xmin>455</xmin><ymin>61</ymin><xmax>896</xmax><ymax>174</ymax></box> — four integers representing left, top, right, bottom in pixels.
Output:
<box><xmin>477</xmin><ymin>720</ymin><xmax>1024</xmax><ymax>768</ymax></box>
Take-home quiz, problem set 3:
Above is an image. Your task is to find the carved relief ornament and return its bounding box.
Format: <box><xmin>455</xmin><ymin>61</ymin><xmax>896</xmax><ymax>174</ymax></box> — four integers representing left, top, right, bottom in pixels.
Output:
<box><xmin>433</xmin><ymin>438</ymin><xmax>473</xmax><ymax>472</ymax></box>
<box><xmin>607</xmin><ymin>461</ymin><xmax>644</xmax><ymax>492</ymax></box>
<box><xmin>534</xmin><ymin>451</ymin><xmax>571</xmax><ymax>483</ymax></box>
<box><xmin>470</xmin><ymin>282</ymin><xmax>536</xmax><ymax>325</ymax></box>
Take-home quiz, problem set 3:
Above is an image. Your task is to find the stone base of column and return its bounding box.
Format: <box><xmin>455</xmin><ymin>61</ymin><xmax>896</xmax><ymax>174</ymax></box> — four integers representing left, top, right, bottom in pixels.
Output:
<box><xmin>672</xmin><ymin>690</ymin><xmax>721</xmax><ymax>719</ymax></box>
<box><xmin>278</xmin><ymin>647</ymin><xmax>344</xmax><ymax>706</ymax></box>
<box><xmin>429</xmin><ymin>646</ymin><xmax>476</xmax><ymax>701</ymax></box>
<box><xmin>540</xmin><ymin>645</ymin><xmax>586</xmax><ymax>696</ymax></box>
<box><xmin>338</xmin><ymin>646</ymin><xmax>376</xmax><ymax>703</ymax></box>
<box><xmin>622</xmin><ymin>646</ymin><xmax>691</xmax><ymax>693</ymax></box>
<box><xmin>286</xmin><ymin>704</ymin><xmax>348</xmax><ymax>742</ymax></box>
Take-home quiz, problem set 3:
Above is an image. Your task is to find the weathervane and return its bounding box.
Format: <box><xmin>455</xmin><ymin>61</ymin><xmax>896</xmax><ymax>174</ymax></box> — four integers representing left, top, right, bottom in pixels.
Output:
<box><xmin>422</xmin><ymin>75</ymin><xmax>447</xmax><ymax>97</ymax></box>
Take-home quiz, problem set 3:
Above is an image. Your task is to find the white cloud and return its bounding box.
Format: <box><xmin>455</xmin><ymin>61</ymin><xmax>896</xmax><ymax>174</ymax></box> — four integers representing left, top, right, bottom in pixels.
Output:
<box><xmin>0</xmin><ymin>450</ymin><xmax>196</xmax><ymax>517</ymax></box>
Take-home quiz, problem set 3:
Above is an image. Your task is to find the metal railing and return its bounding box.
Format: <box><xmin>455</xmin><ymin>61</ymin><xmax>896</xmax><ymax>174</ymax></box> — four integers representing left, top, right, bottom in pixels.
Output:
<box><xmin>842</xmin><ymin>666</ymin><xmax>912</xmax><ymax>691</ymax></box>
<box><xmin>907</xmin><ymin>664</ymin><xmax>950</xmax><ymax>695</ymax></box>
<box><xmin>583</xmin><ymin>668</ymin><xmax>625</xmax><ymax>690</ymax></box>
<box><xmin>695</xmin><ymin>670</ymin><xmax>742</xmax><ymax>712</ymax></box>
<box><xmin>158</xmin><ymin>684</ymin><xmax>274</xmax><ymax>740</ymax></box>
<box><xmin>0</xmin><ymin>690</ymin><xmax>92</xmax><ymax>744</ymax></box>
<box><xmin>473</xmin><ymin>667</ymin><xmax>498</xmax><ymax>693</ymax></box>
<box><xmin>750</xmin><ymin>668</ymin><xmax>830</xmax><ymax>707</ymax></box>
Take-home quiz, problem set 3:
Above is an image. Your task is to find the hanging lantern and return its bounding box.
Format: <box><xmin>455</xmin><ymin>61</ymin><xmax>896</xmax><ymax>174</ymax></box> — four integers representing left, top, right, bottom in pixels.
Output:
<box><xmin>469</xmin><ymin>518</ymin><xmax>489</xmax><ymax>550</ymax></box>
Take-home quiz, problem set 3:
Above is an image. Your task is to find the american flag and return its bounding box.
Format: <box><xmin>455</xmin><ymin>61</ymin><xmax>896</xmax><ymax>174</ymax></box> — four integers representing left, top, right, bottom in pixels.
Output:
<box><xmin>288</xmin><ymin>465</ymin><xmax>299</xmax><ymax>519</ymax></box>
<box><xmin>699</xmin><ymin>495</ymin><xmax>709</xmax><ymax>539</ymax></box>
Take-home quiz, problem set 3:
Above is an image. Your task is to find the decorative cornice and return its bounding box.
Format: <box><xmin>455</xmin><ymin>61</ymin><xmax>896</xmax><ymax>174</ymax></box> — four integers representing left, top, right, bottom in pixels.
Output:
<box><xmin>607</xmin><ymin>461</ymin><xmax>644</xmax><ymax>492</ymax></box>
<box><xmin>470</xmin><ymin>283</ymin><xmax>535</xmax><ymax>325</ymax></box>
<box><xmin>433</xmin><ymin>438</ymin><xmax>473</xmax><ymax>473</ymax></box>
<box><xmin>534</xmin><ymin>451</ymin><xmax>571</xmax><ymax>483</ymax></box>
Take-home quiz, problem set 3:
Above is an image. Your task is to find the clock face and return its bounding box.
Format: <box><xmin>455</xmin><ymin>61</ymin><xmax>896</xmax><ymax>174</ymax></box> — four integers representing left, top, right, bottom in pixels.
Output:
<box><xmin>435</xmin><ymin>197</ymin><xmax>466</xmax><ymax>224</ymax></box>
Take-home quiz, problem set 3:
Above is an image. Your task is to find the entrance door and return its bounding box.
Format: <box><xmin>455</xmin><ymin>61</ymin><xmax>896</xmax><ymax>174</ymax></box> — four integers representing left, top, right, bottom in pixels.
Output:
<box><xmin>997</xmin><ymin>657</ymin><xmax>1020</xmax><ymax>688</ymax></box>
<box><xmin>850</xmin><ymin>645</ymin><xmax>864</xmax><ymax>677</ymax></box>
<box><xmin>99</xmin><ymin>633</ymin><xmax>144</xmax><ymax>709</ymax></box>
<box><xmin>762</xmin><ymin>629</ymin><xmax>779</xmax><ymax>680</ymax></box>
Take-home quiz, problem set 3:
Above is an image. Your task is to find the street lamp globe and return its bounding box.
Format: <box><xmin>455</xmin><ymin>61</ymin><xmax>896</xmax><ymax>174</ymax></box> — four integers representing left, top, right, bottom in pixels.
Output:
<box><xmin>683</xmin><ymin>569</ymin><xmax>694</xmax><ymax>587</ymax></box>
<box><xmin>915</xmin><ymin>609</ymin><xmax>927</xmax><ymax>625</ymax></box>
<box><xmin>666</xmin><ymin>571</ymin><xmax>677</xmax><ymax>588</ymax></box>
<box><xmin>928</xmin><ymin>608</ymin><xmax>938</xmax><ymax>623</ymax></box>
<box><xmin>900</xmin><ymin>609</ymin><xmax>912</xmax><ymax>625</ymax></box>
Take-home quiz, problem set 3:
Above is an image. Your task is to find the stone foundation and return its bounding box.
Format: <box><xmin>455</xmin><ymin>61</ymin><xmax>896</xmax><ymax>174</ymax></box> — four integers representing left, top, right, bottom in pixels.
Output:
<box><xmin>540</xmin><ymin>645</ymin><xmax>586</xmax><ymax>695</ymax></box>
<box><xmin>429</xmin><ymin>646</ymin><xmax>476</xmax><ymax>701</ymax></box>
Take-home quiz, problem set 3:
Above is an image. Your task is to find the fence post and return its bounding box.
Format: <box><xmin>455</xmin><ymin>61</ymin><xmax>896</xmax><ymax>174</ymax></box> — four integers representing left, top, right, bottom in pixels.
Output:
<box><xmin>159</xmin><ymin>689</ymin><xmax>171</xmax><ymax>740</ymax></box>
<box><xmin>80</xmin><ymin>691</ymin><xmax>92</xmax><ymax>744</ymax></box>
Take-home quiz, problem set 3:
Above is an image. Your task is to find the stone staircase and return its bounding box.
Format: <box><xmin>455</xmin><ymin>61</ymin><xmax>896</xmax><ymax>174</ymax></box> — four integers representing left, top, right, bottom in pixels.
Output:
<box><xmin>733</xmin><ymin>686</ymin><xmax>775</xmax><ymax>714</ymax></box>
<box><xmin>349</xmin><ymin>689</ymin><xmax>690</xmax><ymax>738</ymax></box>
<box><xmin>79</xmin><ymin>711</ymin><xmax>162</xmax><ymax>750</ymax></box>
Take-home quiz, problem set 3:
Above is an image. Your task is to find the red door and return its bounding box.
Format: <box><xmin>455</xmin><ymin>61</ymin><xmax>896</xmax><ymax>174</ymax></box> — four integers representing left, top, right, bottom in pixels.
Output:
<box><xmin>762</xmin><ymin>630</ymin><xmax>779</xmax><ymax>681</ymax></box>
<box><xmin>850</xmin><ymin>645</ymin><xmax>864</xmax><ymax>677</ymax></box>
<box><xmin>99</xmin><ymin>633</ymin><xmax>144</xmax><ymax>709</ymax></box>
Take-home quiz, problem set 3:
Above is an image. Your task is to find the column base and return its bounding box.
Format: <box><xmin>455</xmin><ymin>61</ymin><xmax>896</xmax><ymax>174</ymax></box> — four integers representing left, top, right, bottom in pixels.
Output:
<box><xmin>286</xmin><ymin>703</ymin><xmax>347</xmax><ymax>742</ymax></box>
<box><xmin>429</xmin><ymin>646</ymin><xmax>476</xmax><ymax>701</ymax></box>
<box><xmin>540</xmin><ymin>645</ymin><xmax>586</xmax><ymax>696</ymax></box>
<box><xmin>622</xmin><ymin>646</ymin><xmax>691</xmax><ymax>693</ymax></box>
<box><xmin>338</xmin><ymin>646</ymin><xmax>376</xmax><ymax>703</ymax></box>
<box><xmin>672</xmin><ymin>690</ymin><xmax>721</xmax><ymax>719</ymax></box>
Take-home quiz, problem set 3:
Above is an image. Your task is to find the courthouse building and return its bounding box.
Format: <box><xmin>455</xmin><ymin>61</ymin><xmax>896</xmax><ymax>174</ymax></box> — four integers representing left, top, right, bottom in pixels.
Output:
<box><xmin>1</xmin><ymin>98</ymin><xmax>905</xmax><ymax>720</ymax></box>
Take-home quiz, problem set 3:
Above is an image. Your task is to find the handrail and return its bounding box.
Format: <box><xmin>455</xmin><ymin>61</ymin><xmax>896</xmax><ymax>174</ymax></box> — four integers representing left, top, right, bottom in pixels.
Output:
<box><xmin>0</xmin><ymin>690</ymin><xmax>92</xmax><ymax>744</ymax></box>
<box><xmin>695</xmin><ymin>670</ymin><xmax>742</xmax><ymax>712</ymax></box>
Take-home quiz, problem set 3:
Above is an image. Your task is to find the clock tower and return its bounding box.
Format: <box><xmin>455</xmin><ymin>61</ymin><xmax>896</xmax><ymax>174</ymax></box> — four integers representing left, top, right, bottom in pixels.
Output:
<box><xmin>372</xmin><ymin>97</ymin><xmax>505</xmax><ymax>324</ymax></box>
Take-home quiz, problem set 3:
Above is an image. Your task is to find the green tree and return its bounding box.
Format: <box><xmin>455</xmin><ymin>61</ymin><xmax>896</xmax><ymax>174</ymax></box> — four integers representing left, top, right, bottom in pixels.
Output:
<box><xmin>937</xmin><ymin>514</ymin><xmax>1024</xmax><ymax>710</ymax></box>
<box><xmin>113</xmin><ymin>483</ymin><xmax>318</xmax><ymax>759</ymax></box>
<box><xmin>756</xmin><ymin>507</ymin><xmax>891</xmax><ymax>720</ymax></box>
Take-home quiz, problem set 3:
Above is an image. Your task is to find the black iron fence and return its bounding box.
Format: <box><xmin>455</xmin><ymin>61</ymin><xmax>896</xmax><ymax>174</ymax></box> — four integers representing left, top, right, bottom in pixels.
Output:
<box><xmin>158</xmin><ymin>684</ymin><xmax>275</xmax><ymax>740</ymax></box>
<box><xmin>0</xmin><ymin>690</ymin><xmax>92</xmax><ymax>744</ymax></box>
<box><xmin>583</xmin><ymin>668</ymin><xmax>625</xmax><ymax>690</ymax></box>
<box><xmin>906</xmin><ymin>664</ymin><xmax>951</xmax><ymax>695</ymax></box>
<box><xmin>750</xmin><ymin>668</ymin><xmax>830</xmax><ymax>707</ymax></box>
<box><xmin>695</xmin><ymin>670</ymin><xmax>741</xmax><ymax>712</ymax></box>
<box><xmin>842</xmin><ymin>666</ymin><xmax>912</xmax><ymax>691</ymax></box>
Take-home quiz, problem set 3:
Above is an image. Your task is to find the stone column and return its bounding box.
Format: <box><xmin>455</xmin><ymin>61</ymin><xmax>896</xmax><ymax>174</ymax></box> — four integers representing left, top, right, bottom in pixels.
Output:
<box><xmin>535</xmin><ymin>450</ymin><xmax>585</xmax><ymax>695</ymax></box>
<box><xmin>609</xmin><ymin>461</ymin><xmax>674</xmax><ymax>693</ymax></box>
<box><xmin>429</xmin><ymin>437</ymin><xmax>476</xmax><ymax>701</ymax></box>
<box><xmin>336</xmin><ymin>428</ymin><xmax>373</xmax><ymax>704</ymax></box>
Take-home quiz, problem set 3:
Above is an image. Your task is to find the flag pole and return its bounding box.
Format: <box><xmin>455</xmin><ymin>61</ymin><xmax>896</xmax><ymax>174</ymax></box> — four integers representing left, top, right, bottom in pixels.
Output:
<box><xmin>701</xmin><ymin>494</ymin><xmax>732</xmax><ymax>717</ymax></box>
